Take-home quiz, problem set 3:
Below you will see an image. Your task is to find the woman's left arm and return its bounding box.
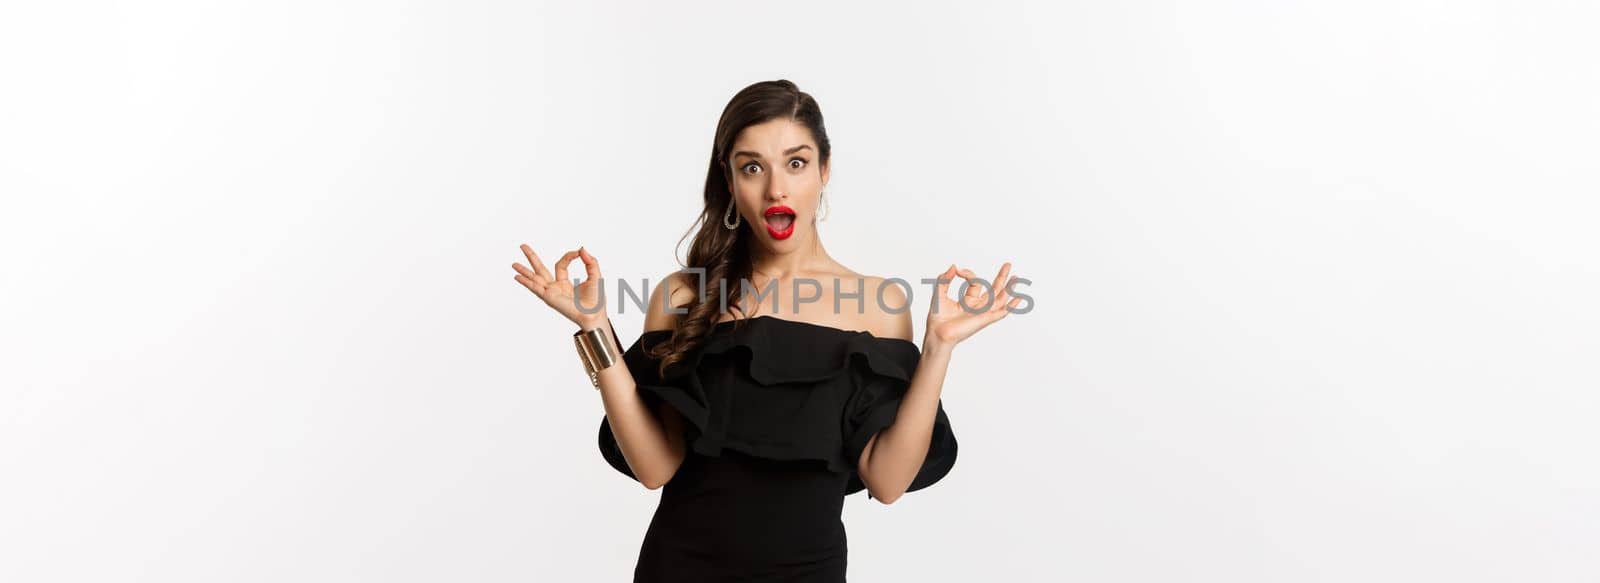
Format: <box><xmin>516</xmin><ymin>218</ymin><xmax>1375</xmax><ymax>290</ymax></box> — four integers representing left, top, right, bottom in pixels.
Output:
<box><xmin>857</xmin><ymin>338</ymin><xmax>954</xmax><ymax>504</ymax></box>
<box><xmin>858</xmin><ymin>262</ymin><xmax>1022</xmax><ymax>504</ymax></box>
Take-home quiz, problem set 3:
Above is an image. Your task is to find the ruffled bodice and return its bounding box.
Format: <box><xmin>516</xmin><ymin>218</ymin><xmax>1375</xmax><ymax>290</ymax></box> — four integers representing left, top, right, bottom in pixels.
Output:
<box><xmin>597</xmin><ymin>315</ymin><xmax>958</xmax><ymax>498</ymax></box>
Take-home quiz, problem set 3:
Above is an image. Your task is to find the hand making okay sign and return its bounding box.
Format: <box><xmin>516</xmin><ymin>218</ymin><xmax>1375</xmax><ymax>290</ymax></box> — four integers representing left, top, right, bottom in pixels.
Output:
<box><xmin>511</xmin><ymin>243</ymin><xmax>609</xmax><ymax>330</ymax></box>
<box><xmin>925</xmin><ymin>261</ymin><xmax>1023</xmax><ymax>349</ymax></box>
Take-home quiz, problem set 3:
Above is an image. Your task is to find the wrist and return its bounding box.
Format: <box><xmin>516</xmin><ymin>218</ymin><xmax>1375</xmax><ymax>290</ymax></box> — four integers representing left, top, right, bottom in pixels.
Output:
<box><xmin>922</xmin><ymin>332</ymin><xmax>956</xmax><ymax>357</ymax></box>
<box><xmin>576</xmin><ymin>313</ymin><xmax>611</xmax><ymax>332</ymax></box>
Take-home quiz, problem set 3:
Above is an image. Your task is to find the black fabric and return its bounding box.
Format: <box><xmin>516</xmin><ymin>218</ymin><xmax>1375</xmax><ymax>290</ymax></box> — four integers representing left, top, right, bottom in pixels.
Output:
<box><xmin>595</xmin><ymin>315</ymin><xmax>958</xmax><ymax>582</ymax></box>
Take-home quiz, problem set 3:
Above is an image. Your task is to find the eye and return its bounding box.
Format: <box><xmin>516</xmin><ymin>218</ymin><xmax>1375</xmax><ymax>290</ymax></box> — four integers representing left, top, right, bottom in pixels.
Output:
<box><xmin>789</xmin><ymin>158</ymin><xmax>807</xmax><ymax>170</ymax></box>
<box><xmin>741</xmin><ymin>162</ymin><xmax>761</xmax><ymax>175</ymax></box>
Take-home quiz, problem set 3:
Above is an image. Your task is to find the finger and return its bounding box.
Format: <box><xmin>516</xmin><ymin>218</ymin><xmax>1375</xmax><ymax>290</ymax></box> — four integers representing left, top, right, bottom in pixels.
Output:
<box><xmin>513</xmin><ymin>273</ymin><xmax>544</xmax><ymax>297</ymax></box>
<box><xmin>986</xmin><ymin>301</ymin><xmax>1012</xmax><ymax>324</ymax></box>
<box><xmin>1000</xmin><ymin>295</ymin><xmax>1023</xmax><ymax>316</ymax></box>
<box><xmin>983</xmin><ymin>293</ymin><xmax>1022</xmax><ymax>324</ymax></box>
<box><xmin>957</xmin><ymin>267</ymin><xmax>990</xmax><ymax>310</ymax></box>
<box><xmin>955</xmin><ymin>267</ymin><xmax>975</xmax><ymax>286</ymax></box>
<box><xmin>512</xmin><ymin>261</ymin><xmax>540</xmax><ymax>279</ymax></box>
<box><xmin>992</xmin><ymin>262</ymin><xmax>1012</xmax><ymax>297</ymax></box>
<box><xmin>934</xmin><ymin>264</ymin><xmax>957</xmax><ymax>299</ymax></box>
<box><xmin>552</xmin><ymin>249</ymin><xmax>581</xmax><ymax>284</ymax></box>
<box><xmin>992</xmin><ymin>275</ymin><xmax>1017</xmax><ymax>312</ymax></box>
<box><xmin>991</xmin><ymin>275</ymin><xmax>1018</xmax><ymax>312</ymax></box>
<box><xmin>989</xmin><ymin>264</ymin><xmax>1014</xmax><ymax>310</ymax></box>
<box><xmin>958</xmin><ymin>268</ymin><xmax>984</xmax><ymax>296</ymax></box>
<box><xmin>521</xmin><ymin>244</ymin><xmax>551</xmax><ymax>279</ymax></box>
<box><xmin>578</xmin><ymin>246</ymin><xmax>602</xmax><ymax>281</ymax></box>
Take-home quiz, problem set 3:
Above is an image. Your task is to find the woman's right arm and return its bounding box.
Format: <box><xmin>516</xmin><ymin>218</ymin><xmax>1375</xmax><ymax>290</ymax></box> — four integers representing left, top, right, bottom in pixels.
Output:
<box><xmin>512</xmin><ymin>244</ymin><xmax>692</xmax><ymax>489</ymax></box>
<box><xmin>593</xmin><ymin>272</ymin><xmax>692</xmax><ymax>489</ymax></box>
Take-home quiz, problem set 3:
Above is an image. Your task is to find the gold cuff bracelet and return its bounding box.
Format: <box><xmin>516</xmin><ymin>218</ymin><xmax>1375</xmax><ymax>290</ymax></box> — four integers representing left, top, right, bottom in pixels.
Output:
<box><xmin>574</xmin><ymin>321</ymin><xmax>620</xmax><ymax>389</ymax></box>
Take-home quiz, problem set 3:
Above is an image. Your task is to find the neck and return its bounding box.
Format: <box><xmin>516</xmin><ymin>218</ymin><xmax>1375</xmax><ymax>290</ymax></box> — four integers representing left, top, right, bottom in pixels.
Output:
<box><xmin>748</xmin><ymin>225</ymin><xmax>833</xmax><ymax>280</ymax></box>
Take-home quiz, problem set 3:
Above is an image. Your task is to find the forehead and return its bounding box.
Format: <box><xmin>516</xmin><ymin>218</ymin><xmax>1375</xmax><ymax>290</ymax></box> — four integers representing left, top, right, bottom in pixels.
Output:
<box><xmin>731</xmin><ymin>118</ymin><xmax>814</xmax><ymax>155</ymax></box>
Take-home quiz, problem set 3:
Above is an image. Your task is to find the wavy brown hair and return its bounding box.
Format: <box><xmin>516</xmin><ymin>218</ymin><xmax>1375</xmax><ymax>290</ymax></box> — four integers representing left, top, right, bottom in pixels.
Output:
<box><xmin>645</xmin><ymin>79</ymin><xmax>832</xmax><ymax>378</ymax></box>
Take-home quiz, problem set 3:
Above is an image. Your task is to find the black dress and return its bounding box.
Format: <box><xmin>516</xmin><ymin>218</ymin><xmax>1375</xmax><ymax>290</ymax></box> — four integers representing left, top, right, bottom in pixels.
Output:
<box><xmin>596</xmin><ymin>315</ymin><xmax>959</xmax><ymax>582</ymax></box>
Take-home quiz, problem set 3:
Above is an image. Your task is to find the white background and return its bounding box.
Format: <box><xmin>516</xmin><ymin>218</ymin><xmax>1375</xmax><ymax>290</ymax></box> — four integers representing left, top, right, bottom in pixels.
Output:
<box><xmin>3</xmin><ymin>1</ymin><xmax>1596</xmax><ymax>581</ymax></box>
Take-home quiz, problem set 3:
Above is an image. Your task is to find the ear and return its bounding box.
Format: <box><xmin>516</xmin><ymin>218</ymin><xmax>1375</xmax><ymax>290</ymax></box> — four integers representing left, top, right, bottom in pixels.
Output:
<box><xmin>821</xmin><ymin>159</ymin><xmax>831</xmax><ymax>187</ymax></box>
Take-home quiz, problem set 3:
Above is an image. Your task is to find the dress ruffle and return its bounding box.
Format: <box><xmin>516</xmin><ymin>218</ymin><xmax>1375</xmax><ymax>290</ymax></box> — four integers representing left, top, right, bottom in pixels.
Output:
<box><xmin>597</xmin><ymin>315</ymin><xmax>957</xmax><ymax>498</ymax></box>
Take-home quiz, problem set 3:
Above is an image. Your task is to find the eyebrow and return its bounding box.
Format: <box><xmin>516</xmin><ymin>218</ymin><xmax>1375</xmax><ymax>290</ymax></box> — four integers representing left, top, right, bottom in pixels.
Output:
<box><xmin>731</xmin><ymin>144</ymin><xmax>813</xmax><ymax>159</ymax></box>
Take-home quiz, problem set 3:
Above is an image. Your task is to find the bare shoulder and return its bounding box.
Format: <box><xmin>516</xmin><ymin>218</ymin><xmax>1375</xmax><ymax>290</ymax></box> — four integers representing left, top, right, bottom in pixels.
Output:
<box><xmin>643</xmin><ymin>269</ymin><xmax>697</xmax><ymax>333</ymax></box>
<box><xmin>857</xmin><ymin>274</ymin><xmax>915</xmax><ymax>342</ymax></box>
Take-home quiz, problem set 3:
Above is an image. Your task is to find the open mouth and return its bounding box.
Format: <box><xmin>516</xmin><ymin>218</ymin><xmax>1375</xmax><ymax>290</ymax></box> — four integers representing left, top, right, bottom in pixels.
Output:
<box><xmin>763</xmin><ymin>205</ymin><xmax>796</xmax><ymax>240</ymax></box>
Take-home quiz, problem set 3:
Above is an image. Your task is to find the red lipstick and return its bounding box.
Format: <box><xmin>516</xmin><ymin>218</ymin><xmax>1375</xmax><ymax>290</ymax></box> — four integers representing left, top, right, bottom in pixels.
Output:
<box><xmin>763</xmin><ymin>205</ymin><xmax>796</xmax><ymax>240</ymax></box>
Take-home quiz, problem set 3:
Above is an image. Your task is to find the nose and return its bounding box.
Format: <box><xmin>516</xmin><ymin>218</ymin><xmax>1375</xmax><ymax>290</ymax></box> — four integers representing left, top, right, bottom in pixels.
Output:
<box><xmin>765</xmin><ymin>173</ymin><xmax>788</xmax><ymax>201</ymax></box>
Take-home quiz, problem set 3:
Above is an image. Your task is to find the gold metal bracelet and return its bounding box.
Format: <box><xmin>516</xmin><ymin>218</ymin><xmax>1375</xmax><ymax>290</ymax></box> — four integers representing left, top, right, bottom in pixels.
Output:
<box><xmin>573</xmin><ymin>320</ymin><xmax>620</xmax><ymax>389</ymax></box>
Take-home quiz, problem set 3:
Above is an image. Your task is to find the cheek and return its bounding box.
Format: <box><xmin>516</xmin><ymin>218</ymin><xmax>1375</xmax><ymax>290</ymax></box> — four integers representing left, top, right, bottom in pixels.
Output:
<box><xmin>733</xmin><ymin>176</ymin><xmax>764</xmax><ymax>201</ymax></box>
<box><xmin>733</xmin><ymin>187</ymin><xmax>761</xmax><ymax>210</ymax></box>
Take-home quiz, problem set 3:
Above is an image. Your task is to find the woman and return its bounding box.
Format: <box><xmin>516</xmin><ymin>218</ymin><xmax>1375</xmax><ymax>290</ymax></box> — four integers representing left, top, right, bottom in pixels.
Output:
<box><xmin>511</xmin><ymin>80</ymin><xmax>1022</xmax><ymax>582</ymax></box>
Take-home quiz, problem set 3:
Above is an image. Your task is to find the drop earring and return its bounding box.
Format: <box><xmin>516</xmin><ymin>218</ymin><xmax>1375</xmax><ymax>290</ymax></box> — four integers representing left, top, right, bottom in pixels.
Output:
<box><xmin>722</xmin><ymin>199</ymin><xmax>741</xmax><ymax>230</ymax></box>
<box><xmin>818</xmin><ymin>189</ymin><xmax>830</xmax><ymax>222</ymax></box>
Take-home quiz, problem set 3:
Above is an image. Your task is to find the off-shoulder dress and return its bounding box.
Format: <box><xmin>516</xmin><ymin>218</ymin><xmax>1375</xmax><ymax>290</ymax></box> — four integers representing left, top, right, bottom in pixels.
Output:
<box><xmin>596</xmin><ymin>315</ymin><xmax>958</xmax><ymax>582</ymax></box>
